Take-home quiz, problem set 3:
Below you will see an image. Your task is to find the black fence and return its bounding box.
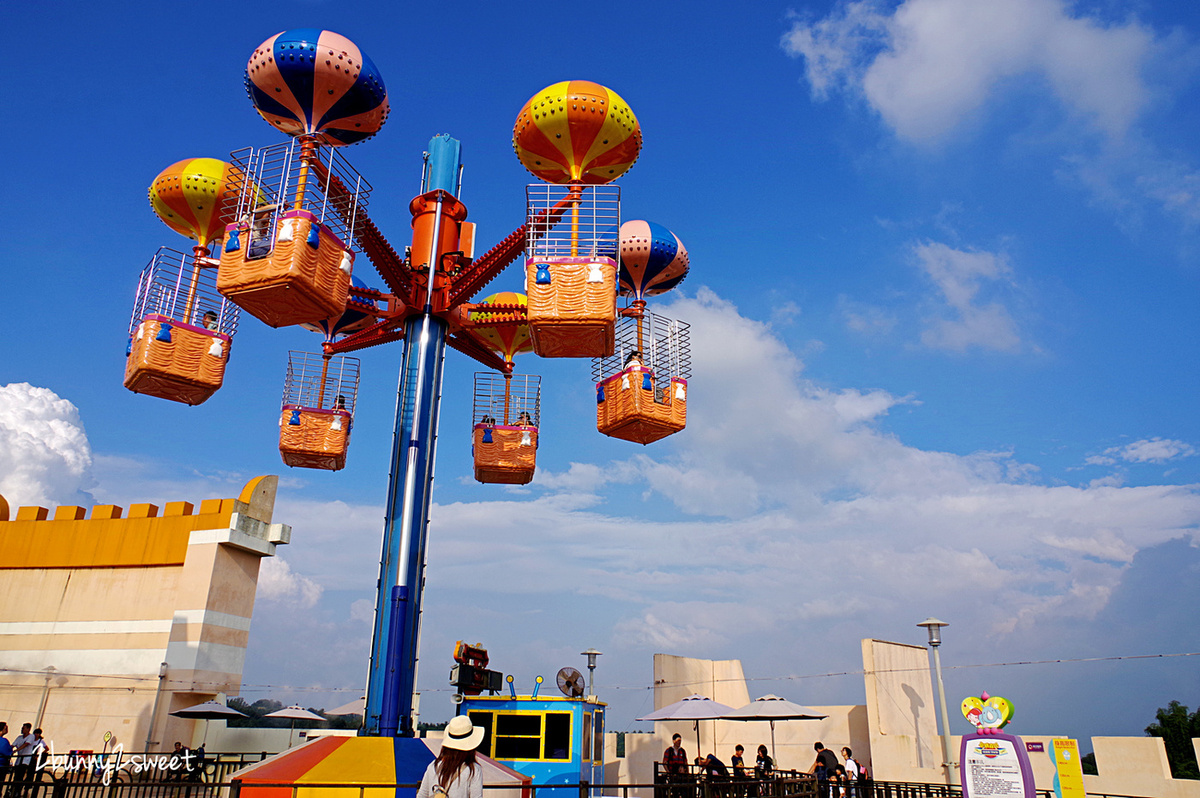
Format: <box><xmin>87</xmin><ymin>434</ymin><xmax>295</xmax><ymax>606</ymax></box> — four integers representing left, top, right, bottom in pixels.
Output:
<box><xmin>1</xmin><ymin>756</ymin><xmax>1158</xmax><ymax>798</ymax></box>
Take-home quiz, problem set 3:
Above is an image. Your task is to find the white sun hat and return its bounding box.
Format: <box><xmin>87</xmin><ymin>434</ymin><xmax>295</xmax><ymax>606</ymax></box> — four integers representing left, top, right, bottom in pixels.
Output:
<box><xmin>442</xmin><ymin>715</ymin><xmax>485</xmax><ymax>751</ymax></box>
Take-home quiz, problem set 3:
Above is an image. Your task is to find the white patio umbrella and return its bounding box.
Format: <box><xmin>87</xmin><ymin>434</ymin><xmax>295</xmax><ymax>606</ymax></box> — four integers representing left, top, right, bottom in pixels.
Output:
<box><xmin>169</xmin><ymin>700</ymin><xmax>248</xmax><ymax>746</ymax></box>
<box><xmin>265</xmin><ymin>705</ymin><xmax>326</xmax><ymax>747</ymax></box>
<box><xmin>638</xmin><ymin>693</ymin><xmax>739</xmax><ymax>755</ymax></box>
<box><xmin>328</xmin><ymin>696</ymin><xmax>366</xmax><ymax>716</ymax></box>
<box><xmin>721</xmin><ymin>694</ymin><xmax>828</xmax><ymax>767</ymax></box>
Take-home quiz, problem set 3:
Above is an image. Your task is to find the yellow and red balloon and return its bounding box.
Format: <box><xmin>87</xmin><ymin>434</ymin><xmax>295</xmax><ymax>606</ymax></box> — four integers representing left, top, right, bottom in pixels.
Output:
<box><xmin>513</xmin><ymin>81</ymin><xmax>641</xmax><ymax>184</ymax></box>
<box><xmin>469</xmin><ymin>292</ymin><xmax>533</xmax><ymax>364</ymax></box>
<box><xmin>148</xmin><ymin>158</ymin><xmax>246</xmax><ymax>248</ymax></box>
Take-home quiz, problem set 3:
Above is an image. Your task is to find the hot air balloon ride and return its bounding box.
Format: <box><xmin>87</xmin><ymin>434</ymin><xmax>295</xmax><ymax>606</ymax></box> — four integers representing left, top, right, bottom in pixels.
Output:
<box><xmin>218</xmin><ymin>29</ymin><xmax>387</xmax><ymax>328</ymax></box>
<box><xmin>124</xmin><ymin>158</ymin><xmax>246</xmax><ymax>405</ymax></box>
<box><xmin>464</xmin><ymin>293</ymin><xmax>541</xmax><ymax>484</ymax></box>
<box><xmin>278</xmin><ymin>276</ymin><xmax>382</xmax><ymax>470</ymax></box>
<box><xmin>514</xmin><ymin>81</ymin><xmax>640</xmax><ymax>358</ymax></box>
<box><xmin>278</xmin><ymin>350</ymin><xmax>361</xmax><ymax>471</ymax></box>
<box><xmin>593</xmin><ymin>220</ymin><xmax>692</xmax><ymax>445</ymax></box>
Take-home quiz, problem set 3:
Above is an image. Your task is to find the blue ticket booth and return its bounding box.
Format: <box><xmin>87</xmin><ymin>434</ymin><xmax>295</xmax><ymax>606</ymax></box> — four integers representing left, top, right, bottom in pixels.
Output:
<box><xmin>461</xmin><ymin>693</ymin><xmax>606</xmax><ymax>787</ymax></box>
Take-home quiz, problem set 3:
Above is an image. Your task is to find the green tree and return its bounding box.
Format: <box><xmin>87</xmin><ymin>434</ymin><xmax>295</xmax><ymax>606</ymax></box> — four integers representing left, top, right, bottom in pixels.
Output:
<box><xmin>1080</xmin><ymin>753</ymin><xmax>1097</xmax><ymax>775</ymax></box>
<box><xmin>1145</xmin><ymin>701</ymin><xmax>1200</xmax><ymax>779</ymax></box>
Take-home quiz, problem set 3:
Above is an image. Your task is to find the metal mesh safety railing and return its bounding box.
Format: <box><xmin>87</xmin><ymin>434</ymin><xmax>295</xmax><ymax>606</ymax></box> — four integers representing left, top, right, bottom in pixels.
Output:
<box><xmin>282</xmin><ymin>352</ymin><xmax>361</xmax><ymax>413</ymax></box>
<box><xmin>526</xmin><ymin>184</ymin><xmax>621</xmax><ymax>261</ymax></box>
<box><xmin>225</xmin><ymin>141</ymin><xmax>373</xmax><ymax>248</ymax></box>
<box><xmin>592</xmin><ymin>311</ymin><xmax>692</xmax><ymax>382</ymax></box>
<box><xmin>472</xmin><ymin>372</ymin><xmax>541</xmax><ymax>426</ymax></box>
<box><xmin>128</xmin><ymin>247</ymin><xmax>241</xmax><ymax>336</ymax></box>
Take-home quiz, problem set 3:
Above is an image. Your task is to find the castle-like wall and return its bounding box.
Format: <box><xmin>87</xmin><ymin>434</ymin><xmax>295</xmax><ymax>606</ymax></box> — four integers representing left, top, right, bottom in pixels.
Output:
<box><xmin>0</xmin><ymin>476</ymin><xmax>290</xmax><ymax>753</ymax></box>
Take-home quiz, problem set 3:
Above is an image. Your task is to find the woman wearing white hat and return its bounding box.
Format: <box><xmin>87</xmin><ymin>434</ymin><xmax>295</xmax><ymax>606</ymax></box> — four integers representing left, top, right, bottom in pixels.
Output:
<box><xmin>417</xmin><ymin>715</ymin><xmax>485</xmax><ymax>798</ymax></box>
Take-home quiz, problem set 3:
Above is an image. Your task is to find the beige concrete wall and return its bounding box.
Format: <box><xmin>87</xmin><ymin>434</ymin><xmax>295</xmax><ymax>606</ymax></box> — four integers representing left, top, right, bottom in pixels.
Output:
<box><xmin>604</xmin><ymin>730</ymin><xmax>659</xmax><ymax>798</ymax></box>
<box><xmin>650</xmin><ymin>653</ymin><xmax>752</xmax><ymax>765</ymax></box>
<box><xmin>861</xmin><ymin>639</ymin><xmax>942</xmax><ymax>782</ymax></box>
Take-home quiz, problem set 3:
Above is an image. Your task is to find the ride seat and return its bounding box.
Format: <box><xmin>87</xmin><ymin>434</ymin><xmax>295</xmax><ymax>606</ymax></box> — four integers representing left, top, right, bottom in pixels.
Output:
<box><xmin>278</xmin><ymin>405</ymin><xmax>352</xmax><ymax>471</ymax></box>
<box><xmin>525</xmin><ymin>256</ymin><xmax>616</xmax><ymax>358</ymax></box>
<box><xmin>595</xmin><ymin>366</ymin><xmax>687</xmax><ymax>445</ymax></box>
<box><xmin>124</xmin><ymin>314</ymin><xmax>231</xmax><ymax>406</ymax></box>
<box><xmin>473</xmin><ymin>424</ymin><xmax>538</xmax><ymax>484</ymax></box>
<box><xmin>218</xmin><ymin>209</ymin><xmax>353</xmax><ymax>328</ymax></box>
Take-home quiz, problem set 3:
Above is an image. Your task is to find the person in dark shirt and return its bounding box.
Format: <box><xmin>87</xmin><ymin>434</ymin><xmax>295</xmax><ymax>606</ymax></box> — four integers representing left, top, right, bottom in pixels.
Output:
<box><xmin>701</xmin><ymin>754</ymin><xmax>728</xmax><ymax>778</ymax></box>
<box><xmin>663</xmin><ymin>734</ymin><xmax>688</xmax><ymax>775</ymax></box>
<box><xmin>662</xmin><ymin>734</ymin><xmax>689</xmax><ymax>798</ymax></box>
<box><xmin>808</xmin><ymin>742</ymin><xmax>839</xmax><ymax>781</ymax></box>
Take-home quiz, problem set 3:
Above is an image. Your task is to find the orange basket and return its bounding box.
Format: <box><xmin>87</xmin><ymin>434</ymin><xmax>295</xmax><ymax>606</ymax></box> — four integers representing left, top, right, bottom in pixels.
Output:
<box><xmin>472</xmin><ymin>424</ymin><xmax>538</xmax><ymax>484</ymax></box>
<box><xmin>278</xmin><ymin>406</ymin><xmax>352</xmax><ymax>471</ymax></box>
<box><xmin>218</xmin><ymin>209</ymin><xmax>352</xmax><ymax>328</ymax></box>
<box><xmin>525</xmin><ymin>257</ymin><xmax>617</xmax><ymax>358</ymax></box>
<box><xmin>124</xmin><ymin>314</ymin><xmax>231</xmax><ymax>406</ymax></box>
<box><xmin>595</xmin><ymin>367</ymin><xmax>687</xmax><ymax>445</ymax></box>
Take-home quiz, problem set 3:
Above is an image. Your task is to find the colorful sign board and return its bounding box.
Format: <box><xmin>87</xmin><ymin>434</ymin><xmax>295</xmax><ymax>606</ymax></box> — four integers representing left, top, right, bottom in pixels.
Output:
<box><xmin>1050</xmin><ymin>739</ymin><xmax>1087</xmax><ymax>798</ymax></box>
<box><xmin>961</xmin><ymin>732</ymin><xmax>1036</xmax><ymax>798</ymax></box>
<box><xmin>960</xmin><ymin>693</ymin><xmax>1034</xmax><ymax>798</ymax></box>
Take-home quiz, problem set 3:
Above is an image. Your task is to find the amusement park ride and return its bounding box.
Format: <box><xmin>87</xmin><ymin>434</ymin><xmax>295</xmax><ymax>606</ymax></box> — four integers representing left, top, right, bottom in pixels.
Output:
<box><xmin>122</xmin><ymin>28</ymin><xmax>692</xmax><ymax>761</ymax></box>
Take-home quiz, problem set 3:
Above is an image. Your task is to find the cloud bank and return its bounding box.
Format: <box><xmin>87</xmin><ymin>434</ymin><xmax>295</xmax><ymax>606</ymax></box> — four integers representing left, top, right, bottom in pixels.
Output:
<box><xmin>0</xmin><ymin>382</ymin><xmax>94</xmax><ymax>509</ymax></box>
<box><xmin>9</xmin><ymin>291</ymin><xmax>1198</xmax><ymax>734</ymax></box>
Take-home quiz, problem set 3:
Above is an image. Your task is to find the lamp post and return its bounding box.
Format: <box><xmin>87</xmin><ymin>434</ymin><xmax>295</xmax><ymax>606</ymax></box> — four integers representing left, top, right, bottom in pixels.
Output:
<box><xmin>35</xmin><ymin>666</ymin><xmax>56</xmax><ymax>729</ymax></box>
<box><xmin>144</xmin><ymin>662</ymin><xmax>169</xmax><ymax>752</ymax></box>
<box><xmin>917</xmin><ymin>618</ymin><xmax>954</xmax><ymax>783</ymax></box>
<box><xmin>581</xmin><ymin>649</ymin><xmax>601</xmax><ymax>698</ymax></box>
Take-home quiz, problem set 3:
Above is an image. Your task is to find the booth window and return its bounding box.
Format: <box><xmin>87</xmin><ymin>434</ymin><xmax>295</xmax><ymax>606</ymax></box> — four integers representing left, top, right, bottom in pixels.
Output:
<box><xmin>543</xmin><ymin>712</ymin><xmax>571</xmax><ymax>760</ymax></box>
<box><xmin>582</xmin><ymin>712</ymin><xmax>592</xmax><ymax>762</ymax></box>
<box><xmin>593</xmin><ymin>708</ymin><xmax>604</xmax><ymax>765</ymax></box>
<box><xmin>469</xmin><ymin>710</ymin><xmax>572</xmax><ymax>762</ymax></box>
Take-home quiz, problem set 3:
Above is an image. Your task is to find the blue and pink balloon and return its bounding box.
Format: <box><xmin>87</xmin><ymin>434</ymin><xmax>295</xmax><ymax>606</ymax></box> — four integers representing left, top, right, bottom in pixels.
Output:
<box><xmin>300</xmin><ymin>276</ymin><xmax>380</xmax><ymax>339</ymax></box>
<box><xmin>618</xmin><ymin>220</ymin><xmax>689</xmax><ymax>300</ymax></box>
<box><xmin>245</xmin><ymin>29</ymin><xmax>389</xmax><ymax>146</ymax></box>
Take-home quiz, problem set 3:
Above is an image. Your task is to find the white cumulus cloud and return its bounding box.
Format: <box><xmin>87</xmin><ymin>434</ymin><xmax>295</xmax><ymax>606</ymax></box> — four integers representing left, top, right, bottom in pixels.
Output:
<box><xmin>914</xmin><ymin>241</ymin><xmax>1023</xmax><ymax>353</ymax></box>
<box><xmin>783</xmin><ymin>0</ymin><xmax>1155</xmax><ymax>143</ymax></box>
<box><xmin>1088</xmin><ymin>437</ymin><xmax>1197</xmax><ymax>466</ymax></box>
<box><xmin>0</xmin><ymin>382</ymin><xmax>94</xmax><ymax>510</ymax></box>
<box><xmin>257</xmin><ymin>558</ymin><xmax>324</xmax><ymax>608</ymax></box>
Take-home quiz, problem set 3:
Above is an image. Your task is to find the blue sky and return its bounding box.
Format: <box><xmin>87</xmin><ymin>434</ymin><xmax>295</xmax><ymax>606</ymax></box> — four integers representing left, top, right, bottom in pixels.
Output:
<box><xmin>3</xmin><ymin>0</ymin><xmax>1200</xmax><ymax>759</ymax></box>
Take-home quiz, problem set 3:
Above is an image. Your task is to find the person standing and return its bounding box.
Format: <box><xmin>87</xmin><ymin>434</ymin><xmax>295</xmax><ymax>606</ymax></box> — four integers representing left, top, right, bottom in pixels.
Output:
<box><xmin>663</xmin><ymin>734</ymin><xmax>688</xmax><ymax>775</ymax></box>
<box><xmin>754</xmin><ymin>744</ymin><xmax>773</xmax><ymax>778</ymax></box>
<box><xmin>416</xmin><ymin>716</ymin><xmax>484</xmax><ymax>798</ymax></box>
<box><xmin>0</xmin><ymin>724</ymin><xmax>12</xmax><ymax>795</ymax></box>
<box><xmin>662</xmin><ymin>733</ymin><xmax>688</xmax><ymax>798</ymax></box>
<box><xmin>27</xmin><ymin>732</ymin><xmax>47</xmax><ymax>798</ymax></box>
<box><xmin>808</xmin><ymin>742</ymin><xmax>839</xmax><ymax>782</ymax></box>
<box><xmin>730</xmin><ymin>745</ymin><xmax>747</xmax><ymax>798</ymax></box>
<box><xmin>9</xmin><ymin>724</ymin><xmax>33</xmax><ymax>798</ymax></box>
<box><xmin>840</xmin><ymin>749</ymin><xmax>859</xmax><ymax>798</ymax></box>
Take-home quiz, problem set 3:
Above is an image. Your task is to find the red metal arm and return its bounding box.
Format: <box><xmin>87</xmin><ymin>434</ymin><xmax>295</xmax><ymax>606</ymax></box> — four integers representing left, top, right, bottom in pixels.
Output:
<box><xmin>448</xmin><ymin>223</ymin><xmax>528</xmax><ymax>307</ymax></box>
<box><xmin>325</xmin><ymin>317</ymin><xmax>407</xmax><ymax>354</ymax></box>
<box><xmin>309</xmin><ymin>159</ymin><xmax>414</xmax><ymax>303</ymax></box>
<box><xmin>447</xmin><ymin>329</ymin><xmax>511</xmax><ymax>372</ymax></box>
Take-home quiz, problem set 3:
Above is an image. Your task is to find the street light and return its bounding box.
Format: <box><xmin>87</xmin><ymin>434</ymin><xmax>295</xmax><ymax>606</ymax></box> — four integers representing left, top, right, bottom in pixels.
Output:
<box><xmin>581</xmin><ymin>649</ymin><xmax>602</xmax><ymax>697</ymax></box>
<box><xmin>918</xmin><ymin>618</ymin><xmax>954</xmax><ymax>782</ymax></box>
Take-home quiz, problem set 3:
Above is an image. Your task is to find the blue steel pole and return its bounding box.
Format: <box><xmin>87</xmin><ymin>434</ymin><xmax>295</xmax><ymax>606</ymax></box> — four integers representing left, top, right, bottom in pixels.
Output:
<box><xmin>363</xmin><ymin>135</ymin><xmax>461</xmax><ymax>737</ymax></box>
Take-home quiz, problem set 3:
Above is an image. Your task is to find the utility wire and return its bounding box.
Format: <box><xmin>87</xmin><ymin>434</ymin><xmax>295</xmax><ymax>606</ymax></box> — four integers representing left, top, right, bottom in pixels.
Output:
<box><xmin>2</xmin><ymin>651</ymin><xmax>1195</xmax><ymax>696</ymax></box>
